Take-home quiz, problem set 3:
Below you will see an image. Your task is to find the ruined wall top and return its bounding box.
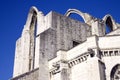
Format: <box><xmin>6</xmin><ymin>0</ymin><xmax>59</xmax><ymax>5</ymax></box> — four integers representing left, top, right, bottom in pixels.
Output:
<box><xmin>21</xmin><ymin>6</ymin><xmax>120</xmax><ymax>37</ymax></box>
<box><xmin>13</xmin><ymin>6</ymin><xmax>120</xmax><ymax>77</ymax></box>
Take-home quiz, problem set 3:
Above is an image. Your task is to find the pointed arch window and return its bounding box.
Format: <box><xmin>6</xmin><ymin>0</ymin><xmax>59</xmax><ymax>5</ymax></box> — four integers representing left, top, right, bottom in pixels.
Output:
<box><xmin>110</xmin><ymin>64</ymin><xmax>120</xmax><ymax>80</ymax></box>
<box><xmin>29</xmin><ymin>10</ymin><xmax>37</xmax><ymax>71</ymax></box>
<box><xmin>105</xmin><ymin>16</ymin><xmax>113</xmax><ymax>34</ymax></box>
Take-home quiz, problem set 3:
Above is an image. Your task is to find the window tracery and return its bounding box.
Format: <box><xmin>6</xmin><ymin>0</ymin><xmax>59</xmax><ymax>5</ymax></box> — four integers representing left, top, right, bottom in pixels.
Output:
<box><xmin>111</xmin><ymin>64</ymin><xmax>120</xmax><ymax>80</ymax></box>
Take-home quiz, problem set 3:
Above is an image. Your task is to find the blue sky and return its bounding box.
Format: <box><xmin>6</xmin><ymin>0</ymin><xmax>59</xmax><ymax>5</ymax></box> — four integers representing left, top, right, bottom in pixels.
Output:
<box><xmin>0</xmin><ymin>0</ymin><xmax>120</xmax><ymax>80</ymax></box>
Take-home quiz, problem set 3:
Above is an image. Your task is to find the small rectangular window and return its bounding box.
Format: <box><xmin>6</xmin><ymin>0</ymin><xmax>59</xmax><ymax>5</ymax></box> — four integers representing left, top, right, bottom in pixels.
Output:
<box><xmin>73</xmin><ymin>41</ymin><xmax>80</xmax><ymax>47</ymax></box>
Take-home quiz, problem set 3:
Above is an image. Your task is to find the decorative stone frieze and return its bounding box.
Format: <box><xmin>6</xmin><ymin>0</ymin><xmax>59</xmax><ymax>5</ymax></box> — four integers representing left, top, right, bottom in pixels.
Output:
<box><xmin>101</xmin><ymin>49</ymin><xmax>120</xmax><ymax>57</ymax></box>
<box><xmin>50</xmin><ymin>62</ymin><xmax>60</xmax><ymax>75</ymax></box>
<box><xmin>68</xmin><ymin>49</ymin><xmax>95</xmax><ymax>68</ymax></box>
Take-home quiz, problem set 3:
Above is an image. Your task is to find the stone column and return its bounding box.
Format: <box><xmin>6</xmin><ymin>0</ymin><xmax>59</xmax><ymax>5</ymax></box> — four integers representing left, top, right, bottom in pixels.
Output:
<box><xmin>57</xmin><ymin>50</ymin><xmax>69</xmax><ymax>80</ymax></box>
<box><xmin>39</xmin><ymin>35</ymin><xmax>50</xmax><ymax>80</ymax></box>
<box><xmin>60</xmin><ymin>61</ymin><xmax>69</xmax><ymax>80</ymax></box>
<box><xmin>91</xmin><ymin>19</ymin><xmax>105</xmax><ymax>36</ymax></box>
<box><xmin>39</xmin><ymin>51</ymin><xmax>50</xmax><ymax>80</ymax></box>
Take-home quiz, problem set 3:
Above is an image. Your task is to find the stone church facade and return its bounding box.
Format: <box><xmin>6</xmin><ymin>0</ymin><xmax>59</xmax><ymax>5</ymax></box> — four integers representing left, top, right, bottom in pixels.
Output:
<box><xmin>11</xmin><ymin>6</ymin><xmax>120</xmax><ymax>80</ymax></box>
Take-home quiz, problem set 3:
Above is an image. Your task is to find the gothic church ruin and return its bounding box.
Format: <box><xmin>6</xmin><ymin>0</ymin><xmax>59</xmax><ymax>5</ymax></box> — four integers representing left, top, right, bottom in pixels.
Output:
<box><xmin>11</xmin><ymin>6</ymin><xmax>120</xmax><ymax>80</ymax></box>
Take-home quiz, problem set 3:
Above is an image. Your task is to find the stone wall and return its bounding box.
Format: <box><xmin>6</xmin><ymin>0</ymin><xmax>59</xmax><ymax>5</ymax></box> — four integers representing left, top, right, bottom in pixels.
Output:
<box><xmin>13</xmin><ymin>38</ymin><xmax>22</xmax><ymax>77</ymax></box>
<box><xmin>12</xmin><ymin>7</ymin><xmax>120</xmax><ymax>80</ymax></box>
<box><xmin>40</xmin><ymin>11</ymin><xmax>91</xmax><ymax>60</ymax></box>
<box><xmin>11</xmin><ymin>68</ymin><xmax>39</xmax><ymax>80</ymax></box>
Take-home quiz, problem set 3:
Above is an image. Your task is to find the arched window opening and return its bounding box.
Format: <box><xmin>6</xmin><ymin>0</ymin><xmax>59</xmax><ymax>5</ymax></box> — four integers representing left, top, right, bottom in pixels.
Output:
<box><xmin>29</xmin><ymin>11</ymin><xmax>37</xmax><ymax>71</ymax></box>
<box><xmin>31</xmin><ymin>11</ymin><xmax>37</xmax><ymax>37</ymax></box>
<box><xmin>110</xmin><ymin>64</ymin><xmax>120</xmax><ymax>80</ymax></box>
<box><xmin>105</xmin><ymin>17</ymin><xmax>113</xmax><ymax>34</ymax></box>
<box><xmin>69</xmin><ymin>13</ymin><xmax>84</xmax><ymax>22</ymax></box>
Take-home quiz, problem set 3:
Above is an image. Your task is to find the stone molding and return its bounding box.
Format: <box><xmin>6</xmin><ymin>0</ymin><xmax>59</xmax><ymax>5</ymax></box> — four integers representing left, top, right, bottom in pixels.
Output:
<box><xmin>101</xmin><ymin>48</ymin><xmax>120</xmax><ymax>57</ymax></box>
<box><xmin>50</xmin><ymin>60</ymin><xmax>68</xmax><ymax>75</ymax></box>
<box><xmin>68</xmin><ymin>49</ymin><xmax>95</xmax><ymax>68</ymax></box>
<box><xmin>50</xmin><ymin>49</ymin><xmax>95</xmax><ymax>74</ymax></box>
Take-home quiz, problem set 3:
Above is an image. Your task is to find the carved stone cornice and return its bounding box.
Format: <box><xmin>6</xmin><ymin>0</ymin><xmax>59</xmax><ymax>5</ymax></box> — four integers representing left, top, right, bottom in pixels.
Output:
<box><xmin>100</xmin><ymin>48</ymin><xmax>120</xmax><ymax>57</ymax></box>
<box><xmin>50</xmin><ymin>49</ymin><xmax>95</xmax><ymax>74</ymax></box>
<box><xmin>68</xmin><ymin>49</ymin><xmax>95</xmax><ymax>68</ymax></box>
